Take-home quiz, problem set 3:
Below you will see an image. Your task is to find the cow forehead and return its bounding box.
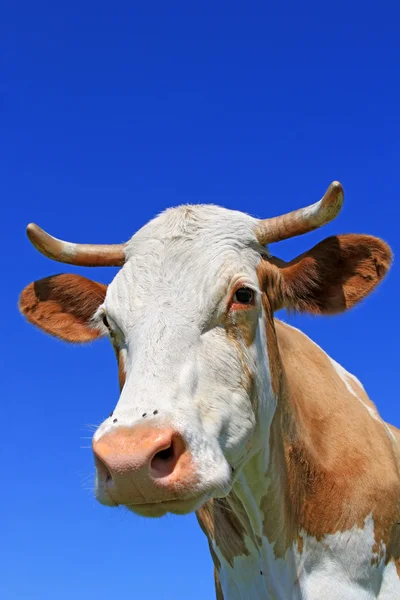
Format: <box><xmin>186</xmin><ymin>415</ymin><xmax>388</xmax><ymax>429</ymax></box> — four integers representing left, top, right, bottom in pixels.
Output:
<box><xmin>126</xmin><ymin>204</ymin><xmax>260</xmax><ymax>257</ymax></box>
<box><xmin>104</xmin><ymin>205</ymin><xmax>266</xmax><ymax>327</ymax></box>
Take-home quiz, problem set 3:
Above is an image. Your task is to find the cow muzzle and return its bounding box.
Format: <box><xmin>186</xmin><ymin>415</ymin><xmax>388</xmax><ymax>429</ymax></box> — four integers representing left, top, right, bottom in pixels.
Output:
<box><xmin>92</xmin><ymin>424</ymin><xmax>199</xmax><ymax>513</ymax></box>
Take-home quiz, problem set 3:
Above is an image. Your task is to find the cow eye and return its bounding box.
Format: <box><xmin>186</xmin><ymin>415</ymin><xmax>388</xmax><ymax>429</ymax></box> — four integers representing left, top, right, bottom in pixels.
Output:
<box><xmin>233</xmin><ymin>287</ymin><xmax>254</xmax><ymax>305</ymax></box>
<box><xmin>102</xmin><ymin>315</ymin><xmax>110</xmax><ymax>329</ymax></box>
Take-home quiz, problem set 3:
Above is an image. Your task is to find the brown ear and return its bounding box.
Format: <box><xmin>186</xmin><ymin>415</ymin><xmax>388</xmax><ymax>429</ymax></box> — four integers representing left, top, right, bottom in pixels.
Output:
<box><xmin>19</xmin><ymin>274</ymin><xmax>107</xmax><ymax>342</ymax></box>
<box><xmin>277</xmin><ymin>234</ymin><xmax>392</xmax><ymax>315</ymax></box>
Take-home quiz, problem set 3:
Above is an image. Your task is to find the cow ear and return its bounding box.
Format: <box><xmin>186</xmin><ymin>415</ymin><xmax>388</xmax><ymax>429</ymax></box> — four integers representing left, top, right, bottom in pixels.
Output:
<box><xmin>277</xmin><ymin>234</ymin><xmax>392</xmax><ymax>315</ymax></box>
<box><xmin>19</xmin><ymin>274</ymin><xmax>108</xmax><ymax>343</ymax></box>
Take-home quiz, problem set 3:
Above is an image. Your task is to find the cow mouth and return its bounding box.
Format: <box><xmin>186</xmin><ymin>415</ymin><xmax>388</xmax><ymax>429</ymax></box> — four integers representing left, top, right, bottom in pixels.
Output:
<box><xmin>123</xmin><ymin>495</ymin><xmax>207</xmax><ymax>517</ymax></box>
<box><xmin>96</xmin><ymin>479</ymin><xmax>209</xmax><ymax>516</ymax></box>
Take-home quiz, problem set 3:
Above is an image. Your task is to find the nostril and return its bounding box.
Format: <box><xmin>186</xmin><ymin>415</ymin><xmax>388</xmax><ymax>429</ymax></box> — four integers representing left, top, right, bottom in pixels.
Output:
<box><xmin>150</xmin><ymin>435</ymin><xmax>185</xmax><ymax>479</ymax></box>
<box><xmin>154</xmin><ymin>445</ymin><xmax>174</xmax><ymax>462</ymax></box>
<box><xmin>94</xmin><ymin>454</ymin><xmax>114</xmax><ymax>487</ymax></box>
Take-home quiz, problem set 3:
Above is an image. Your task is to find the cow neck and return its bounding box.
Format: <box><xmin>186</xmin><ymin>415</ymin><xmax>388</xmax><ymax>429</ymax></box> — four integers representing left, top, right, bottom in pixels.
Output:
<box><xmin>198</xmin><ymin>317</ymin><xmax>400</xmax><ymax>598</ymax></box>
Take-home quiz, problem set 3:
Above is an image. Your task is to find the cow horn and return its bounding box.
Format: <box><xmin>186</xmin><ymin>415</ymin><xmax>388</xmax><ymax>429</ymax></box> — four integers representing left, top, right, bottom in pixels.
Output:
<box><xmin>26</xmin><ymin>223</ymin><xmax>126</xmax><ymax>266</ymax></box>
<box><xmin>255</xmin><ymin>181</ymin><xmax>344</xmax><ymax>244</ymax></box>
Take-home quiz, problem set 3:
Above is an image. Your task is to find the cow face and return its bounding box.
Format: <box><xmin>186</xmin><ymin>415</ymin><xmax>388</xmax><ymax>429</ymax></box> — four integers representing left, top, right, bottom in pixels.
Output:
<box><xmin>91</xmin><ymin>206</ymin><xmax>275</xmax><ymax>516</ymax></box>
<box><xmin>20</xmin><ymin>188</ymin><xmax>392</xmax><ymax>517</ymax></box>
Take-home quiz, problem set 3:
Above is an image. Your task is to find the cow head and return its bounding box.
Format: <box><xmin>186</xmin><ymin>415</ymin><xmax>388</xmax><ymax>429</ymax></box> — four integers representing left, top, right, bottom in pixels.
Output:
<box><xmin>19</xmin><ymin>183</ymin><xmax>392</xmax><ymax>517</ymax></box>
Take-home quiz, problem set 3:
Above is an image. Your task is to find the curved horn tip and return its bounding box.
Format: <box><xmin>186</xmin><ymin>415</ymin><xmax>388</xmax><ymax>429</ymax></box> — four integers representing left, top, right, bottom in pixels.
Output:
<box><xmin>323</xmin><ymin>182</ymin><xmax>344</xmax><ymax>214</ymax></box>
<box><xmin>26</xmin><ymin>222</ymin><xmax>44</xmax><ymax>242</ymax></box>
<box><xmin>330</xmin><ymin>180</ymin><xmax>342</xmax><ymax>189</ymax></box>
<box><xmin>328</xmin><ymin>181</ymin><xmax>344</xmax><ymax>198</ymax></box>
<box><xmin>26</xmin><ymin>222</ymin><xmax>43</xmax><ymax>237</ymax></box>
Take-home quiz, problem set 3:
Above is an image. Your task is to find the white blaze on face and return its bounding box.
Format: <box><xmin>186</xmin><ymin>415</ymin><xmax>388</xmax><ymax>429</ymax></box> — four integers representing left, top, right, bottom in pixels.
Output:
<box><xmin>93</xmin><ymin>205</ymin><xmax>273</xmax><ymax>501</ymax></box>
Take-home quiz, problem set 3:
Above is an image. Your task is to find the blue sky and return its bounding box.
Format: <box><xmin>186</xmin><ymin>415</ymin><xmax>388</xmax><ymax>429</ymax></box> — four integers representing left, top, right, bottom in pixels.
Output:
<box><xmin>3</xmin><ymin>2</ymin><xmax>399</xmax><ymax>599</ymax></box>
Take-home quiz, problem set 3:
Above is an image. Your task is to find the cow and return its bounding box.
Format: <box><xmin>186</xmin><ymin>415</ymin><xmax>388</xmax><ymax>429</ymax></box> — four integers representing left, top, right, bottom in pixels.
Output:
<box><xmin>19</xmin><ymin>182</ymin><xmax>400</xmax><ymax>599</ymax></box>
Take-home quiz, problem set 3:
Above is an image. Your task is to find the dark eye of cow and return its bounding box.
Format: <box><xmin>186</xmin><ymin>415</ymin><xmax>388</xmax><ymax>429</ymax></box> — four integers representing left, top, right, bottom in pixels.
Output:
<box><xmin>233</xmin><ymin>287</ymin><xmax>254</xmax><ymax>305</ymax></box>
<box><xmin>102</xmin><ymin>315</ymin><xmax>110</xmax><ymax>329</ymax></box>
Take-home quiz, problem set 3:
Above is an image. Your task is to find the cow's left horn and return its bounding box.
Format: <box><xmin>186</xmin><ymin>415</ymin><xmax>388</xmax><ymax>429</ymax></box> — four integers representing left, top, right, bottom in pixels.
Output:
<box><xmin>26</xmin><ymin>223</ymin><xmax>126</xmax><ymax>266</ymax></box>
<box><xmin>255</xmin><ymin>181</ymin><xmax>344</xmax><ymax>244</ymax></box>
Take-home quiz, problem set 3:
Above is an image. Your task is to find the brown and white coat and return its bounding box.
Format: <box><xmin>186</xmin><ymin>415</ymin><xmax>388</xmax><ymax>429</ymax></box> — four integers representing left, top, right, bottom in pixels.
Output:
<box><xmin>20</xmin><ymin>183</ymin><xmax>400</xmax><ymax>598</ymax></box>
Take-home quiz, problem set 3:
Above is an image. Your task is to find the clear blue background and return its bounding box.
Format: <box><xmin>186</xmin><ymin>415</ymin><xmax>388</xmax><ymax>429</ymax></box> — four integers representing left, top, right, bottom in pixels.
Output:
<box><xmin>3</xmin><ymin>2</ymin><xmax>399</xmax><ymax>599</ymax></box>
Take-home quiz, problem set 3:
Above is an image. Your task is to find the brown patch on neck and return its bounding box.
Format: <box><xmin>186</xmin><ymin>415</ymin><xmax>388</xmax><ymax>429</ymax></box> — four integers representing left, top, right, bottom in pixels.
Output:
<box><xmin>260</xmin><ymin>319</ymin><xmax>400</xmax><ymax>569</ymax></box>
<box><xmin>196</xmin><ymin>497</ymin><xmax>250</xmax><ymax>569</ymax></box>
<box><xmin>197</xmin><ymin>502</ymin><xmax>222</xmax><ymax>575</ymax></box>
